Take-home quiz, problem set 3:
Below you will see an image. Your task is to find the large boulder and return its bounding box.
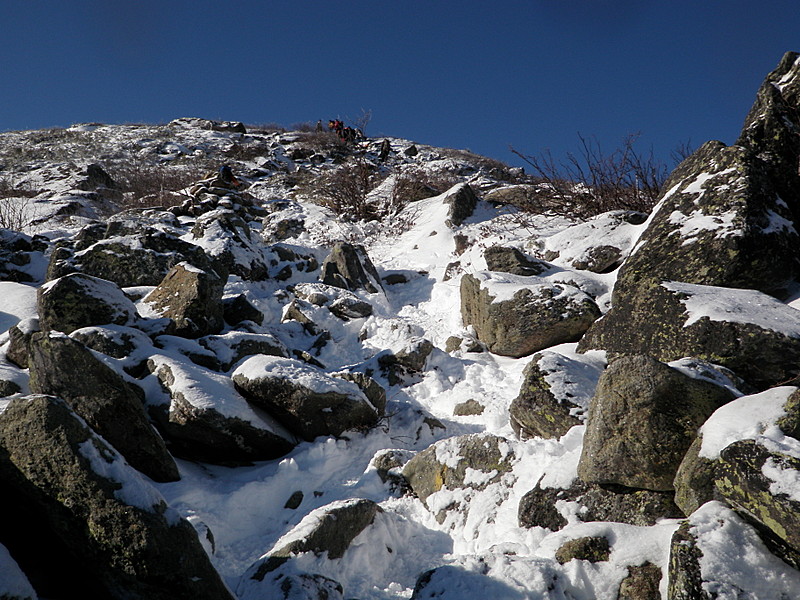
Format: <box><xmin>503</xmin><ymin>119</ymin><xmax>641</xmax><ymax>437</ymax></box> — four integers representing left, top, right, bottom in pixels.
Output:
<box><xmin>460</xmin><ymin>271</ymin><xmax>601</xmax><ymax>358</ymax></box>
<box><xmin>442</xmin><ymin>182</ymin><xmax>478</xmax><ymax>227</ymax></box>
<box><xmin>0</xmin><ymin>395</ymin><xmax>234</xmax><ymax>600</ymax></box>
<box><xmin>577</xmin><ymin>355</ymin><xmax>735</xmax><ymax>491</ymax></box>
<box><xmin>509</xmin><ymin>350</ymin><xmax>605</xmax><ymax>440</ymax></box>
<box><xmin>232</xmin><ymin>356</ymin><xmax>380</xmax><ymax>441</ymax></box>
<box><xmin>579</xmin><ymin>53</ymin><xmax>800</xmax><ymax>384</ymax></box>
<box><xmin>27</xmin><ymin>332</ymin><xmax>179</xmax><ymax>482</ymax></box>
<box><xmin>319</xmin><ymin>242</ymin><xmax>384</xmax><ymax>294</ymax></box>
<box><xmin>579</xmin><ymin>281</ymin><xmax>800</xmax><ymax>390</ymax></box>
<box><xmin>38</xmin><ymin>273</ymin><xmax>139</xmax><ymax>334</ymax></box>
<box><xmin>673</xmin><ymin>386</ymin><xmax>797</xmax><ymax>516</ymax></box>
<box><xmin>147</xmin><ymin>354</ymin><xmax>296</xmax><ymax>464</ymax></box>
<box><xmin>144</xmin><ymin>262</ymin><xmax>225</xmax><ymax>338</ymax></box>
<box><xmin>483</xmin><ymin>245</ymin><xmax>548</xmax><ymax>276</ymax></box>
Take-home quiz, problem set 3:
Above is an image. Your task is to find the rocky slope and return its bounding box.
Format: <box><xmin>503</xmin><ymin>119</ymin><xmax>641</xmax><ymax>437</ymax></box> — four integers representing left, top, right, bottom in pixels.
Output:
<box><xmin>1</xmin><ymin>53</ymin><xmax>800</xmax><ymax>599</ymax></box>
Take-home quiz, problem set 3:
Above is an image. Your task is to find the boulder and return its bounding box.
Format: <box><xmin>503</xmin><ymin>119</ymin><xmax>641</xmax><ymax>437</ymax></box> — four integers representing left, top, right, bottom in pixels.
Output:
<box><xmin>199</xmin><ymin>331</ymin><xmax>287</xmax><ymax>371</ymax></box>
<box><xmin>0</xmin><ymin>228</ymin><xmax>43</xmax><ymax>283</ymax></box>
<box><xmin>579</xmin><ymin>53</ymin><xmax>800</xmax><ymax>382</ymax></box>
<box><xmin>579</xmin><ymin>281</ymin><xmax>800</xmax><ymax>390</ymax></box>
<box><xmin>0</xmin><ymin>395</ymin><xmax>234</xmax><ymax>600</ymax></box>
<box><xmin>673</xmin><ymin>386</ymin><xmax>798</xmax><ymax>516</ymax></box>
<box><xmin>460</xmin><ymin>272</ymin><xmax>600</xmax><ymax>358</ymax></box>
<box><xmin>261</xmin><ymin>200</ymin><xmax>308</xmax><ymax>243</ymax></box>
<box><xmin>38</xmin><ymin>273</ymin><xmax>139</xmax><ymax>334</ymax></box>
<box><xmin>378</xmin><ymin>337</ymin><xmax>434</xmax><ymax>386</ymax></box>
<box><xmin>319</xmin><ymin>242</ymin><xmax>384</xmax><ymax>294</ymax></box>
<box><xmin>509</xmin><ymin>350</ymin><xmax>605</xmax><ymax>440</ymax></box>
<box><xmin>294</xmin><ymin>282</ymin><xmax>373</xmax><ymax>320</ymax></box>
<box><xmin>483</xmin><ymin>245</ymin><xmax>548</xmax><ymax>276</ymax></box>
<box><xmin>5</xmin><ymin>318</ymin><xmax>40</xmax><ymax>369</ymax></box>
<box><xmin>232</xmin><ymin>356</ymin><xmax>380</xmax><ymax>441</ymax></box>
<box><xmin>578</xmin><ymin>355</ymin><xmax>735</xmax><ymax>491</ymax></box>
<box><xmin>28</xmin><ymin>332</ymin><xmax>179</xmax><ymax>482</ymax></box>
<box><xmin>442</xmin><ymin>182</ymin><xmax>477</xmax><ymax>227</ymax></box>
<box><xmin>47</xmin><ymin>216</ymin><xmax>216</xmax><ymax>287</ymax></box>
<box><xmin>518</xmin><ymin>478</ymin><xmax>682</xmax><ymax>531</ymax></box>
<box><xmin>238</xmin><ymin>562</ymin><xmax>343</xmax><ymax>600</ymax></box>
<box><xmin>222</xmin><ymin>293</ymin><xmax>264</xmax><ymax>326</ymax></box>
<box><xmin>144</xmin><ymin>262</ymin><xmax>225</xmax><ymax>338</ymax></box>
<box><xmin>716</xmin><ymin>439</ymin><xmax>800</xmax><ymax>557</ymax></box>
<box><xmin>147</xmin><ymin>355</ymin><xmax>296</xmax><ymax>464</ymax></box>
<box><xmin>667</xmin><ymin>501</ymin><xmax>800</xmax><ymax>599</ymax></box>
<box><xmin>402</xmin><ymin>433</ymin><xmax>515</xmax><ymax>522</ymax></box>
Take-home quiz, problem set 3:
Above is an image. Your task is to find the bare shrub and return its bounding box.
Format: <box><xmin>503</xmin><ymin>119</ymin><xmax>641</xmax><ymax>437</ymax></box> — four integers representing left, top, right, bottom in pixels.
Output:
<box><xmin>511</xmin><ymin>133</ymin><xmax>670</xmax><ymax>219</ymax></box>
<box><xmin>245</xmin><ymin>123</ymin><xmax>286</xmax><ymax>134</ymax></box>
<box><xmin>308</xmin><ymin>157</ymin><xmax>385</xmax><ymax>221</ymax></box>
<box><xmin>294</xmin><ymin>131</ymin><xmax>348</xmax><ymax>154</ymax></box>
<box><xmin>113</xmin><ymin>164</ymin><xmax>205</xmax><ymax>209</ymax></box>
<box><xmin>224</xmin><ymin>139</ymin><xmax>273</xmax><ymax>162</ymax></box>
<box><xmin>0</xmin><ymin>197</ymin><xmax>32</xmax><ymax>231</ymax></box>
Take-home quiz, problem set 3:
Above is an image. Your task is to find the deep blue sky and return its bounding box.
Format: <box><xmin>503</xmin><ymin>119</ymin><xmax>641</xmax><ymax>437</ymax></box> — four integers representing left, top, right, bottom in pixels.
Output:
<box><xmin>3</xmin><ymin>1</ymin><xmax>798</xmax><ymax>168</ymax></box>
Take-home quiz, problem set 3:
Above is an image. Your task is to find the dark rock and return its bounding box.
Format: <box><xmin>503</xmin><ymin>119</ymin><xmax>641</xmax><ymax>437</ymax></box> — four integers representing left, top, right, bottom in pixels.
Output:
<box><xmin>320</xmin><ymin>242</ymin><xmax>383</xmax><ymax>294</ymax></box>
<box><xmin>453</xmin><ymin>399</ymin><xmax>484</xmax><ymax>416</ymax></box>
<box><xmin>0</xmin><ymin>379</ymin><xmax>21</xmax><ymax>397</ymax></box>
<box><xmin>442</xmin><ymin>183</ymin><xmax>478</xmax><ymax>227</ymax></box>
<box><xmin>147</xmin><ymin>355</ymin><xmax>295</xmax><ymax>464</ymax></box>
<box><xmin>578</xmin><ymin>355</ymin><xmax>735</xmax><ymax>491</ymax></box>
<box><xmin>618</xmin><ymin>563</ymin><xmax>662</xmax><ymax>600</ymax></box>
<box><xmin>461</xmin><ymin>272</ymin><xmax>600</xmax><ymax>358</ymax></box>
<box><xmin>518</xmin><ymin>478</ymin><xmax>682</xmax><ymax>531</ymax></box>
<box><xmin>332</xmin><ymin>371</ymin><xmax>387</xmax><ymax>415</ymax></box>
<box><xmin>38</xmin><ymin>273</ymin><xmax>139</xmax><ymax>334</ymax></box>
<box><xmin>554</xmin><ymin>536</ymin><xmax>610</xmax><ymax>564</ymax></box>
<box><xmin>238</xmin><ymin>559</ymin><xmax>344</xmax><ymax>600</ymax></box>
<box><xmin>144</xmin><ymin>263</ymin><xmax>225</xmax><ymax>338</ymax></box>
<box><xmin>200</xmin><ymin>331</ymin><xmax>287</xmax><ymax>371</ymax></box>
<box><xmin>378</xmin><ymin>338</ymin><xmax>434</xmax><ymax>386</ymax></box>
<box><xmin>222</xmin><ymin>293</ymin><xmax>264</xmax><ymax>326</ymax></box>
<box><xmin>232</xmin><ymin>356</ymin><xmax>380</xmax><ymax>441</ymax></box>
<box><xmin>284</xmin><ymin>491</ymin><xmax>304</xmax><ymax>509</ymax></box>
<box><xmin>673</xmin><ymin>436</ymin><xmax>719</xmax><ymax>516</ymax></box>
<box><xmin>70</xmin><ymin>324</ymin><xmax>152</xmax><ymax>360</ymax></box>
<box><xmin>191</xmin><ymin>210</ymin><xmax>268</xmax><ymax>281</ymax></box>
<box><xmin>667</xmin><ymin>522</ymin><xmax>706</xmax><ymax>600</ymax></box>
<box><xmin>5</xmin><ymin>319</ymin><xmax>39</xmax><ymax>369</ymax></box>
<box><xmin>484</xmin><ymin>246</ymin><xmax>549</xmax><ymax>276</ymax></box>
<box><xmin>28</xmin><ymin>332</ymin><xmax>179</xmax><ymax>482</ymax></box>
<box><xmin>0</xmin><ymin>395</ymin><xmax>233</xmax><ymax>600</ymax></box>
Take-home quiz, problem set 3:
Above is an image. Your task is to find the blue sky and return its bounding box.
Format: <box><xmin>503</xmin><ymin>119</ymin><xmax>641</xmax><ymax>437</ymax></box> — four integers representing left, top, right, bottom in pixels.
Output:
<box><xmin>3</xmin><ymin>1</ymin><xmax>798</xmax><ymax>169</ymax></box>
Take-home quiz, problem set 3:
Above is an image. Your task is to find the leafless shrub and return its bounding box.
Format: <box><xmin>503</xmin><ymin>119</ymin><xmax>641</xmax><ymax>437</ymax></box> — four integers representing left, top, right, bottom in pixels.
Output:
<box><xmin>293</xmin><ymin>131</ymin><xmax>349</xmax><ymax>154</ymax></box>
<box><xmin>224</xmin><ymin>139</ymin><xmax>274</xmax><ymax>162</ymax></box>
<box><xmin>511</xmin><ymin>133</ymin><xmax>670</xmax><ymax>219</ymax></box>
<box><xmin>308</xmin><ymin>157</ymin><xmax>385</xmax><ymax>221</ymax></box>
<box><xmin>0</xmin><ymin>195</ymin><xmax>33</xmax><ymax>231</ymax></box>
<box><xmin>113</xmin><ymin>163</ymin><xmax>205</xmax><ymax>209</ymax></box>
<box><xmin>350</xmin><ymin>109</ymin><xmax>372</xmax><ymax>137</ymax></box>
<box><xmin>245</xmin><ymin>123</ymin><xmax>286</xmax><ymax>134</ymax></box>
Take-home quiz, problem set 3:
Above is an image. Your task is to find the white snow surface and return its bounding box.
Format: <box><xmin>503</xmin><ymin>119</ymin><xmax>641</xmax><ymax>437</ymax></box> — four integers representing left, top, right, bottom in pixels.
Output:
<box><xmin>2</xmin><ymin>122</ymin><xmax>800</xmax><ymax>599</ymax></box>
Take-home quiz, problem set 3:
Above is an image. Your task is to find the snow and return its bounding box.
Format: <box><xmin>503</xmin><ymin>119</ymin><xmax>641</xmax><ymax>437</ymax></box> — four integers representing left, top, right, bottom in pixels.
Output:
<box><xmin>0</xmin><ymin>281</ymin><xmax>38</xmax><ymax>333</ymax></box>
<box><xmin>663</xmin><ymin>280</ymin><xmax>800</xmax><ymax>336</ymax></box>
<box><xmin>0</xmin><ymin>543</ymin><xmax>37</xmax><ymax>600</ymax></box>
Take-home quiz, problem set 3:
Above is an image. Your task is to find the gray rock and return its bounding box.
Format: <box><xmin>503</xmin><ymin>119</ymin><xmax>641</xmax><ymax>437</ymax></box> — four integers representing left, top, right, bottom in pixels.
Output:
<box><xmin>667</xmin><ymin>521</ymin><xmax>708</xmax><ymax>600</ymax></box>
<box><xmin>191</xmin><ymin>209</ymin><xmax>268</xmax><ymax>281</ymax></box>
<box><xmin>453</xmin><ymin>399</ymin><xmax>484</xmax><ymax>416</ymax></box>
<box><xmin>378</xmin><ymin>337</ymin><xmax>434</xmax><ymax>386</ymax></box>
<box><xmin>222</xmin><ymin>293</ymin><xmax>264</xmax><ymax>326</ymax></box>
<box><xmin>320</xmin><ymin>242</ymin><xmax>384</xmax><ymax>294</ymax></box>
<box><xmin>484</xmin><ymin>245</ymin><xmax>549</xmax><ymax>276</ymax></box>
<box><xmin>461</xmin><ymin>272</ymin><xmax>601</xmax><ymax>358</ymax></box>
<box><xmin>144</xmin><ymin>263</ymin><xmax>225</xmax><ymax>338</ymax></box>
<box><xmin>554</xmin><ymin>536</ymin><xmax>610</xmax><ymax>564</ymax></box>
<box><xmin>148</xmin><ymin>356</ymin><xmax>296</xmax><ymax>464</ymax></box>
<box><xmin>232</xmin><ymin>356</ymin><xmax>380</xmax><ymax>441</ymax></box>
<box><xmin>0</xmin><ymin>395</ymin><xmax>233</xmax><ymax>600</ymax></box>
<box><xmin>618</xmin><ymin>563</ymin><xmax>662</xmax><ymax>600</ymax></box>
<box><xmin>578</xmin><ymin>355</ymin><xmax>735</xmax><ymax>491</ymax></box>
<box><xmin>28</xmin><ymin>332</ymin><xmax>179</xmax><ymax>482</ymax></box>
<box><xmin>200</xmin><ymin>331</ymin><xmax>287</xmax><ymax>371</ymax></box>
<box><xmin>673</xmin><ymin>436</ymin><xmax>719</xmax><ymax>516</ymax></box>
<box><xmin>238</xmin><ymin>559</ymin><xmax>344</xmax><ymax>600</ymax></box>
<box><xmin>5</xmin><ymin>318</ymin><xmax>39</xmax><ymax>369</ymax></box>
<box><xmin>38</xmin><ymin>273</ymin><xmax>139</xmax><ymax>334</ymax></box>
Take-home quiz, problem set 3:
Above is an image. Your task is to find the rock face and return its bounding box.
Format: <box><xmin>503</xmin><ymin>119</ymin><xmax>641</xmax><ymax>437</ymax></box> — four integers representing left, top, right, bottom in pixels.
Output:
<box><xmin>0</xmin><ymin>395</ymin><xmax>233</xmax><ymax>600</ymax></box>
<box><xmin>232</xmin><ymin>356</ymin><xmax>381</xmax><ymax>441</ymax></box>
<box><xmin>461</xmin><ymin>272</ymin><xmax>600</xmax><ymax>358</ymax></box>
<box><xmin>442</xmin><ymin>183</ymin><xmax>478</xmax><ymax>226</ymax></box>
<box><xmin>319</xmin><ymin>242</ymin><xmax>384</xmax><ymax>294</ymax></box>
<box><xmin>577</xmin><ymin>355</ymin><xmax>735</xmax><ymax>491</ymax></box>
<box><xmin>144</xmin><ymin>262</ymin><xmax>225</xmax><ymax>338</ymax></box>
<box><xmin>38</xmin><ymin>273</ymin><xmax>139</xmax><ymax>334</ymax></box>
<box><xmin>579</xmin><ymin>52</ymin><xmax>800</xmax><ymax>390</ymax></box>
<box><xmin>27</xmin><ymin>332</ymin><xmax>179</xmax><ymax>482</ymax></box>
